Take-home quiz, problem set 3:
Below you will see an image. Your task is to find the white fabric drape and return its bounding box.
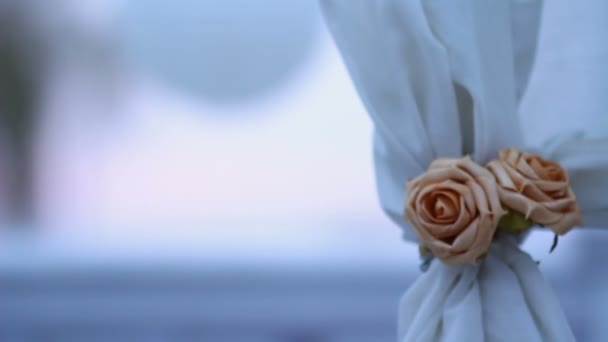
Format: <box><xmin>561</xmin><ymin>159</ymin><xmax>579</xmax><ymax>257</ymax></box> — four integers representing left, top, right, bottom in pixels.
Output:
<box><xmin>398</xmin><ymin>235</ymin><xmax>573</xmax><ymax>342</ymax></box>
<box><xmin>321</xmin><ymin>0</ymin><xmax>608</xmax><ymax>341</ymax></box>
<box><xmin>521</xmin><ymin>0</ymin><xmax>608</xmax><ymax>228</ymax></box>
<box><xmin>321</xmin><ymin>0</ymin><xmax>532</xmax><ymax>241</ymax></box>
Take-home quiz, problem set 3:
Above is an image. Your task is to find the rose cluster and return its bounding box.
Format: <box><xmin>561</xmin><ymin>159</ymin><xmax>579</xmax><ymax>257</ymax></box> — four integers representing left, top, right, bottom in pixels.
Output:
<box><xmin>405</xmin><ymin>148</ymin><xmax>582</xmax><ymax>265</ymax></box>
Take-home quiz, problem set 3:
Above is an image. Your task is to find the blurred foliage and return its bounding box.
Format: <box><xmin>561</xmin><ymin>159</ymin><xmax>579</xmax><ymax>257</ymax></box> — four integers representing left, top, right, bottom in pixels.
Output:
<box><xmin>0</xmin><ymin>3</ymin><xmax>40</xmax><ymax>223</ymax></box>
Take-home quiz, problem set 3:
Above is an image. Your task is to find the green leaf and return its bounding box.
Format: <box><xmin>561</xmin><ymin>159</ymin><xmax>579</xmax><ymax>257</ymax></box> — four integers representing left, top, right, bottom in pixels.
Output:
<box><xmin>497</xmin><ymin>210</ymin><xmax>534</xmax><ymax>234</ymax></box>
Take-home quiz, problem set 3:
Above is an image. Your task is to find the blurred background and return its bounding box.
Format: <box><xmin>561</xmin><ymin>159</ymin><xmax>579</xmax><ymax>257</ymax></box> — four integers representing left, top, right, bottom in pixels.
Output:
<box><xmin>0</xmin><ymin>1</ymin><xmax>606</xmax><ymax>341</ymax></box>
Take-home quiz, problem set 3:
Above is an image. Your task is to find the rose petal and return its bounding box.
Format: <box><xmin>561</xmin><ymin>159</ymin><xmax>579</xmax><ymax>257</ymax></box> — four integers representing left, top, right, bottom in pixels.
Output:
<box><xmin>436</xmin><ymin>191</ymin><xmax>460</xmax><ymax>217</ymax></box>
<box><xmin>428</xmin><ymin>157</ymin><xmax>464</xmax><ymax>170</ymax></box>
<box><xmin>416</xmin><ymin>167</ymin><xmax>475</xmax><ymax>187</ymax></box>
<box><xmin>521</xmin><ymin>178</ymin><xmax>554</xmax><ymax>202</ymax></box>
<box><xmin>528</xmin><ymin>156</ymin><xmax>567</xmax><ymax>182</ymax></box>
<box><xmin>426</xmin><ymin>203</ymin><xmax>472</xmax><ymax>238</ymax></box>
<box><xmin>450</xmin><ymin>218</ymin><xmax>478</xmax><ymax>253</ymax></box>
<box><xmin>517</xmin><ymin>155</ymin><xmax>540</xmax><ymax>180</ymax></box>
<box><xmin>543</xmin><ymin>196</ymin><xmax>577</xmax><ymax>212</ymax></box>
<box><xmin>499</xmin><ymin>148</ymin><xmax>520</xmax><ymax>166</ymax></box>
<box><xmin>416</xmin><ymin>181</ymin><xmax>466</xmax><ymax>223</ymax></box>
<box><xmin>498</xmin><ymin>187</ymin><xmax>562</xmax><ymax>225</ymax></box>
<box><xmin>487</xmin><ymin>160</ymin><xmax>517</xmax><ymax>191</ymax></box>
<box><xmin>420</xmin><ymin>194</ymin><xmax>437</xmax><ymax>223</ymax></box>
<box><xmin>531</xmin><ymin>179</ymin><xmax>568</xmax><ymax>195</ymax></box>
<box><xmin>458</xmin><ymin>156</ymin><xmax>495</xmax><ymax>179</ymax></box>
<box><xmin>502</xmin><ymin>162</ymin><xmax>533</xmax><ymax>194</ymax></box>
<box><xmin>547</xmin><ymin>210</ymin><xmax>582</xmax><ymax>235</ymax></box>
<box><xmin>467</xmin><ymin>180</ymin><xmax>489</xmax><ymax>214</ymax></box>
<box><xmin>425</xmin><ymin>237</ymin><xmax>454</xmax><ymax>260</ymax></box>
<box><xmin>476</xmin><ymin>176</ymin><xmax>505</xmax><ymax>226</ymax></box>
<box><xmin>519</xmin><ymin>156</ymin><xmax>539</xmax><ymax>179</ymax></box>
<box><xmin>443</xmin><ymin>211</ymin><xmax>496</xmax><ymax>265</ymax></box>
<box><xmin>461</xmin><ymin>187</ymin><xmax>477</xmax><ymax>217</ymax></box>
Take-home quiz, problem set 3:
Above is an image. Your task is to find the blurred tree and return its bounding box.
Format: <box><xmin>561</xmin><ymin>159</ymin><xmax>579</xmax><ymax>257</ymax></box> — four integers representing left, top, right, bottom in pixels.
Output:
<box><xmin>0</xmin><ymin>3</ymin><xmax>42</xmax><ymax>224</ymax></box>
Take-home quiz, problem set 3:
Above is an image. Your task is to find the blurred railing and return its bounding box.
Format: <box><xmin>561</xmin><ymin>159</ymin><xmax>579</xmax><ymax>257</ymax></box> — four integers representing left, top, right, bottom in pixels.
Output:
<box><xmin>1</xmin><ymin>230</ymin><xmax>607</xmax><ymax>341</ymax></box>
<box><xmin>0</xmin><ymin>232</ymin><xmax>410</xmax><ymax>342</ymax></box>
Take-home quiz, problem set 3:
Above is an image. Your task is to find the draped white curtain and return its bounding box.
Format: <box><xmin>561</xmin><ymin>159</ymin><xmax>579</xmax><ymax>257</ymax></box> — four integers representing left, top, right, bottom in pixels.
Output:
<box><xmin>522</xmin><ymin>0</ymin><xmax>608</xmax><ymax>228</ymax></box>
<box><xmin>321</xmin><ymin>0</ymin><xmax>608</xmax><ymax>341</ymax></box>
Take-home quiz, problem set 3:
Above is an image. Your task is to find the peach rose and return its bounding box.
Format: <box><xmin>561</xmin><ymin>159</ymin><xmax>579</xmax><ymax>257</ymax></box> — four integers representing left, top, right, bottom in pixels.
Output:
<box><xmin>405</xmin><ymin>157</ymin><xmax>505</xmax><ymax>265</ymax></box>
<box><xmin>487</xmin><ymin>148</ymin><xmax>582</xmax><ymax>235</ymax></box>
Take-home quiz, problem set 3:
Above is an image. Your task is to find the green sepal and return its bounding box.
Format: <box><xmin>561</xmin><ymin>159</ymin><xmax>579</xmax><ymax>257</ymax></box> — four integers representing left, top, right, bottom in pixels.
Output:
<box><xmin>497</xmin><ymin>209</ymin><xmax>534</xmax><ymax>234</ymax></box>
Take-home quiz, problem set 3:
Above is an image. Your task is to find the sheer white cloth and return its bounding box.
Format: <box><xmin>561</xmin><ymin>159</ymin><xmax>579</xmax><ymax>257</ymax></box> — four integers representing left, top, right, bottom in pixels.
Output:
<box><xmin>398</xmin><ymin>235</ymin><xmax>572</xmax><ymax>342</ymax></box>
<box><xmin>321</xmin><ymin>0</ymin><xmax>608</xmax><ymax>341</ymax></box>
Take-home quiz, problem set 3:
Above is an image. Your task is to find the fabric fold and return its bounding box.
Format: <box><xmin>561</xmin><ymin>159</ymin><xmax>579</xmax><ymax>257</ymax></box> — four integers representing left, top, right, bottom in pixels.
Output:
<box><xmin>321</xmin><ymin>0</ymin><xmax>607</xmax><ymax>341</ymax></box>
<box><xmin>399</xmin><ymin>237</ymin><xmax>575</xmax><ymax>342</ymax></box>
<box><xmin>321</xmin><ymin>0</ymin><xmax>534</xmax><ymax>240</ymax></box>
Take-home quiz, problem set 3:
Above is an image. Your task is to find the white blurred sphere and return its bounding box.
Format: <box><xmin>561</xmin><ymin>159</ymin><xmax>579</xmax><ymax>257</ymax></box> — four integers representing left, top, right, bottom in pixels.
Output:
<box><xmin>120</xmin><ymin>0</ymin><xmax>321</xmax><ymax>105</ymax></box>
